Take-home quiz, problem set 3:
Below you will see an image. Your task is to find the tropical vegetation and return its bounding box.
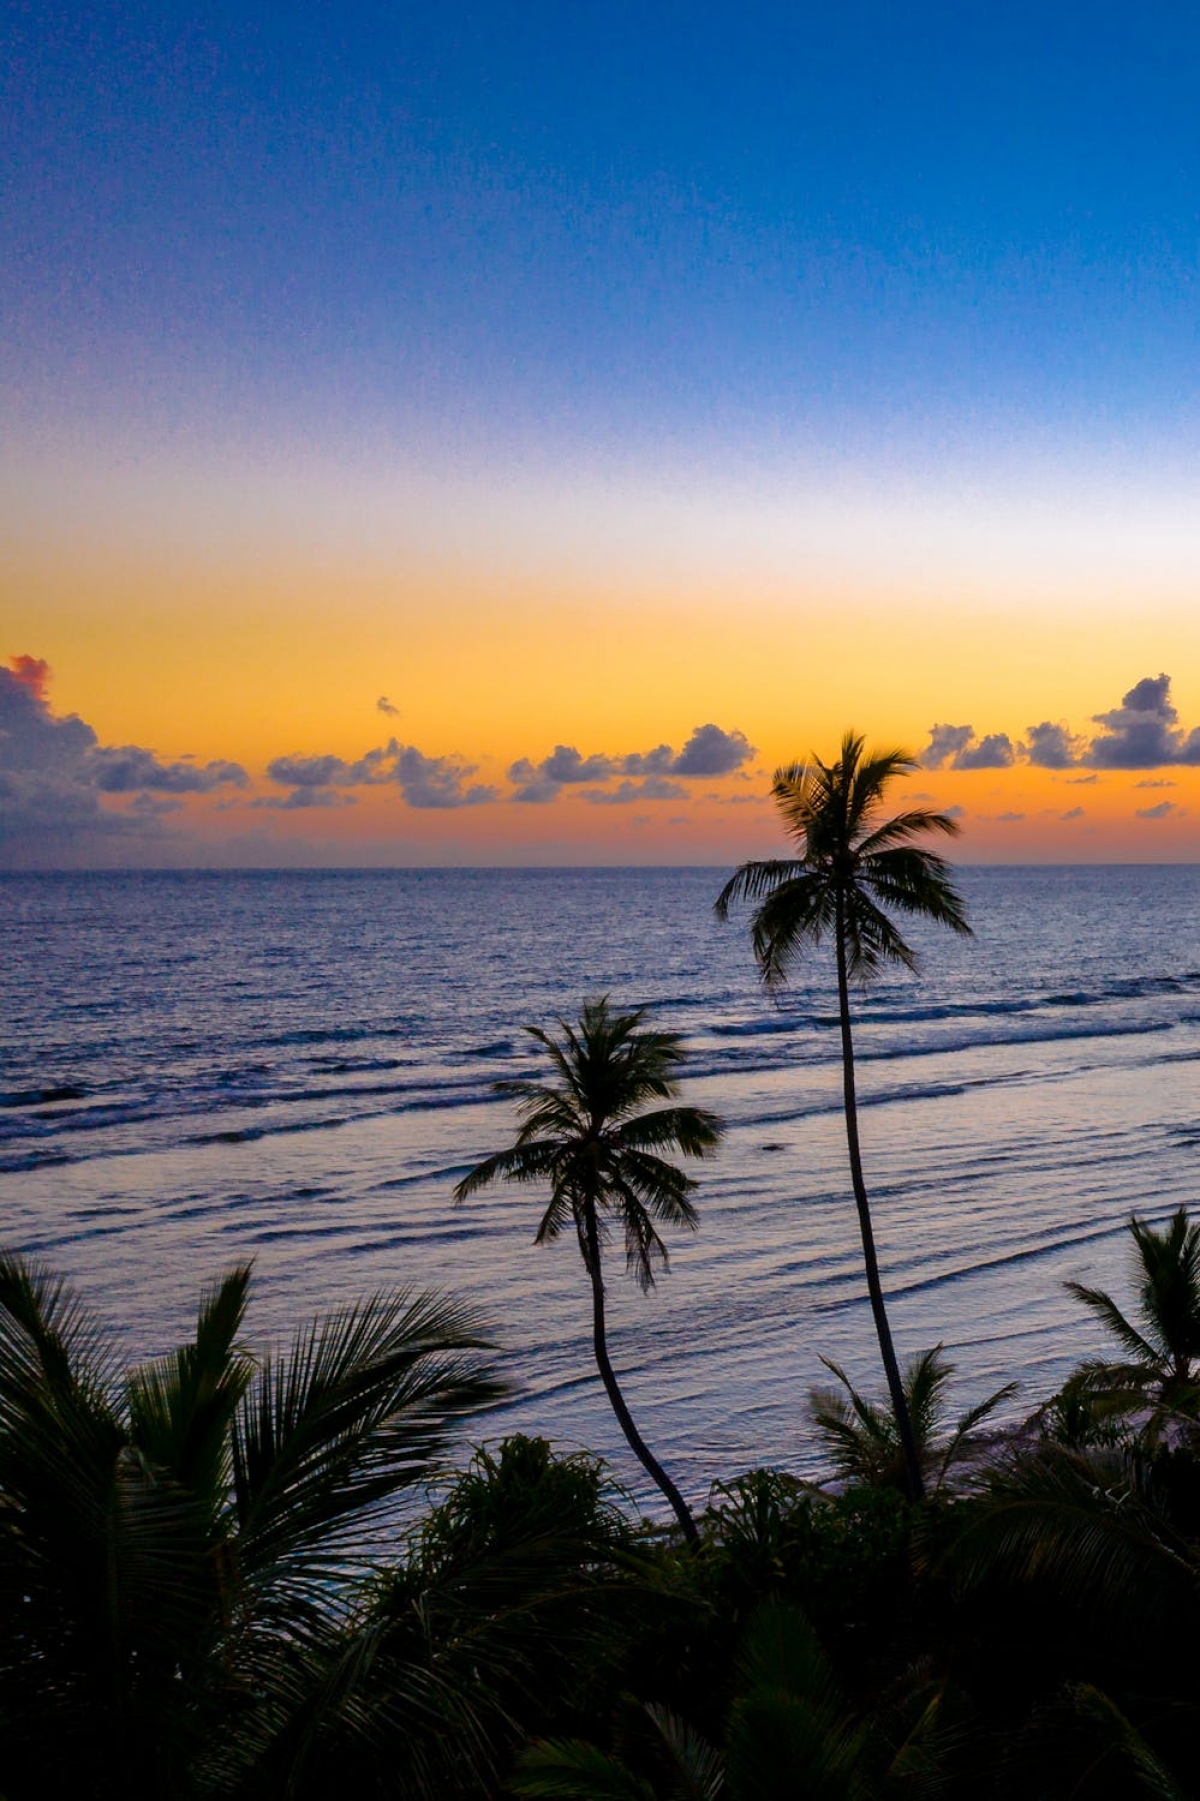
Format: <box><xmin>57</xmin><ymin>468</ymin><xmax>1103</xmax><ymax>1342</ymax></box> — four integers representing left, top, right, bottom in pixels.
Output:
<box><xmin>11</xmin><ymin>739</ymin><xmax>1200</xmax><ymax>1797</ymax></box>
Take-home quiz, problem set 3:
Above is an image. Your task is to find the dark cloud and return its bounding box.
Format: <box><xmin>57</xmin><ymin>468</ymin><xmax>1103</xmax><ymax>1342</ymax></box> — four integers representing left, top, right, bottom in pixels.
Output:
<box><xmin>582</xmin><ymin>777</ymin><xmax>688</xmax><ymax>805</ymax></box>
<box><xmin>0</xmin><ymin>655</ymin><xmax>245</xmax><ymax>866</ymax></box>
<box><xmin>1061</xmin><ymin>806</ymin><xmax>1085</xmax><ymax>821</ymax></box>
<box><xmin>255</xmin><ymin>788</ymin><xmax>358</xmax><ymax>812</ymax></box>
<box><xmin>1136</xmin><ymin>800</ymin><xmax>1178</xmax><ymax>819</ymax></box>
<box><xmin>621</xmin><ymin>744</ymin><xmax>675</xmax><ymax>776</ymax></box>
<box><xmin>670</xmin><ymin>723</ymin><xmax>755</xmax><ymax>777</ymax></box>
<box><xmin>395</xmin><ymin>747</ymin><xmax>497</xmax><ymax>809</ymax></box>
<box><xmin>955</xmin><ymin>732</ymin><xmax>1016</xmax><ymax>771</ymax></box>
<box><xmin>921</xmin><ymin>724</ymin><xmax>975</xmax><ymax>769</ymax></box>
<box><xmin>376</xmin><ymin>695</ymin><xmax>400</xmax><ymax>717</ymax></box>
<box><xmin>542</xmin><ymin>745</ymin><xmax>616</xmax><ymax>784</ymax></box>
<box><xmin>994</xmin><ymin>812</ymin><xmax>1025</xmax><ymax>822</ymax></box>
<box><xmin>506</xmin><ymin>723</ymin><xmax>753</xmax><ymax>801</ymax></box>
<box><xmin>263</xmin><ymin>739</ymin><xmax>497</xmax><ymax>808</ymax></box>
<box><xmin>1089</xmin><ymin>674</ymin><xmax>1200</xmax><ymax>768</ymax></box>
<box><xmin>1025</xmin><ymin>721</ymin><xmax>1082</xmax><ymax>769</ymax></box>
<box><xmin>925</xmin><ymin>677</ymin><xmax>1200</xmax><ymax>773</ymax></box>
<box><xmin>1065</xmin><ymin>774</ymin><xmax>1098</xmax><ymax>785</ymax></box>
<box><xmin>266</xmin><ymin>748</ymin><xmax>391</xmax><ymax>789</ymax></box>
<box><xmin>507</xmin><ymin>759</ymin><xmax>563</xmax><ymax>804</ymax></box>
<box><xmin>1134</xmin><ymin>778</ymin><xmax>1176</xmax><ymax>789</ymax></box>
<box><xmin>91</xmin><ymin>746</ymin><xmax>248</xmax><ymax>794</ymax></box>
<box><xmin>922</xmin><ymin>724</ymin><xmax>1015</xmax><ymax>770</ymax></box>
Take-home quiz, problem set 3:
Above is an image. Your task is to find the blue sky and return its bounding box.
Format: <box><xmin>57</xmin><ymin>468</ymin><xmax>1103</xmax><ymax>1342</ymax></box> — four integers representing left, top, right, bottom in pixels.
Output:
<box><xmin>7</xmin><ymin>0</ymin><xmax>1200</xmax><ymax>472</ymax></box>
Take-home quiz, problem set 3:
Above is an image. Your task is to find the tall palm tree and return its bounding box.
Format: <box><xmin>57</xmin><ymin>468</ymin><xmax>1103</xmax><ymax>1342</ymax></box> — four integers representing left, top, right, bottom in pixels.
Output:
<box><xmin>715</xmin><ymin>733</ymin><xmax>971</xmax><ymax>1502</ymax></box>
<box><xmin>1064</xmin><ymin>1207</ymin><xmax>1200</xmax><ymax>1429</ymax></box>
<box><xmin>454</xmin><ymin>996</ymin><xmax>723</xmax><ymax>1545</ymax></box>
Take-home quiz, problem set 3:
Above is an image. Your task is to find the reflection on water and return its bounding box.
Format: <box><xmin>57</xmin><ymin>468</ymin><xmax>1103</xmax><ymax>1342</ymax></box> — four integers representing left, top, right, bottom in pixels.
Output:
<box><xmin>3</xmin><ymin>865</ymin><xmax>1200</xmax><ymax>1504</ymax></box>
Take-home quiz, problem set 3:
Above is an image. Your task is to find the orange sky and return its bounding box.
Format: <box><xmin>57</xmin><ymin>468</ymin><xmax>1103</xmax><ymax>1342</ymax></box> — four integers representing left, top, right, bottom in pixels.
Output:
<box><xmin>4</xmin><ymin>430</ymin><xmax>1200</xmax><ymax>866</ymax></box>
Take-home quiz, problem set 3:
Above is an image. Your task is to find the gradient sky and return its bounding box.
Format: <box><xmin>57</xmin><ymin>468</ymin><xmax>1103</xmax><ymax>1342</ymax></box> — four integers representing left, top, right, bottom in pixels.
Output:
<box><xmin>5</xmin><ymin>0</ymin><xmax>1200</xmax><ymax>866</ymax></box>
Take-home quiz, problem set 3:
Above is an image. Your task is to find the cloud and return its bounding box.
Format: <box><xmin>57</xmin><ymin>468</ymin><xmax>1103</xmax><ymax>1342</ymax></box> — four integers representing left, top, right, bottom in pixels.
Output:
<box><xmin>994</xmin><ymin>812</ymin><xmax>1026</xmax><ymax>822</ymax></box>
<box><xmin>621</xmin><ymin>744</ymin><xmax>675</xmax><ymax>776</ymax></box>
<box><xmin>254</xmin><ymin>788</ymin><xmax>358</xmax><ymax>811</ymax></box>
<box><xmin>376</xmin><ymin>695</ymin><xmax>400</xmax><ymax>717</ymax></box>
<box><xmin>506</xmin><ymin>723</ymin><xmax>754</xmax><ymax>802</ymax></box>
<box><xmin>1135</xmin><ymin>778</ymin><xmax>1176</xmax><ymax>789</ymax></box>
<box><xmin>1065</xmin><ymin>774</ymin><xmax>1098</xmax><ymax>785</ymax></box>
<box><xmin>263</xmin><ymin>739</ymin><xmax>497</xmax><ymax>808</ymax></box>
<box><xmin>582</xmin><ymin>777</ymin><xmax>688</xmax><ymax>805</ymax></box>
<box><xmin>542</xmin><ymin>745</ymin><xmax>617</xmax><ymax>783</ymax></box>
<box><xmin>670</xmin><ymin>723</ymin><xmax>755</xmax><ymax>776</ymax></box>
<box><xmin>9</xmin><ymin>655</ymin><xmax>50</xmax><ymax>702</ymax></box>
<box><xmin>922</xmin><ymin>723</ymin><xmax>1015</xmax><ymax>770</ymax></box>
<box><xmin>956</xmin><ymin>732</ymin><xmax>1016</xmax><ymax>771</ymax></box>
<box><xmin>1089</xmin><ymin>674</ymin><xmax>1200</xmax><ymax>768</ymax></box>
<box><xmin>1025</xmin><ymin>721</ymin><xmax>1083</xmax><ymax>769</ymax></box>
<box><xmin>1136</xmin><ymin>800</ymin><xmax>1178</xmax><ymax>819</ymax></box>
<box><xmin>925</xmin><ymin>676</ymin><xmax>1200</xmax><ymax>773</ymax></box>
<box><xmin>395</xmin><ymin>747</ymin><xmax>497</xmax><ymax>809</ymax></box>
<box><xmin>91</xmin><ymin>746</ymin><xmax>248</xmax><ymax>793</ymax></box>
<box><xmin>0</xmin><ymin>654</ymin><xmax>249</xmax><ymax>866</ymax></box>
<box><xmin>1061</xmin><ymin>806</ymin><xmax>1085</xmax><ymax>821</ymax></box>
<box><xmin>921</xmin><ymin>724</ymin><xmax>975</xmax><ymax>769</ymax></box>
<box><xmin>267</xmin><ymin>748</ymin><xmax>391</xmax><ymax>789</ymax></box>
<box><xmin>507</xmin><ymin>760</ymin><xmax>564</xmax><ymax>804</ymax></box>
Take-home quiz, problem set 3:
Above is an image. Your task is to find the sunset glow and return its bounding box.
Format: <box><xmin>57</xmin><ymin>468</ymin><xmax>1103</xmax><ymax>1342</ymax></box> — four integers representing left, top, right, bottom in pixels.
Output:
<box><xmin>6</xmin><ymin>4</ymin><xmax>1200</xmax><ymax>867</ymax></box>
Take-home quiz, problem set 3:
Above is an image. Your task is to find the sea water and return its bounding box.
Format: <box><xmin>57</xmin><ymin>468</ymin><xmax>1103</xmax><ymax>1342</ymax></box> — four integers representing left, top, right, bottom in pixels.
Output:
<box><xmin>3</xmin><ymin>866</ymin><xmax>1199</xmax><ymax>1505</ymax></box>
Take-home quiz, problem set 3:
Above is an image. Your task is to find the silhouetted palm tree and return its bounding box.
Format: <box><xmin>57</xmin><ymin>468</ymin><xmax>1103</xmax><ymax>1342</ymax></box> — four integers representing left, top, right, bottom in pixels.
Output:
<box><xmin>0</xmin><ymin>1252</ymin><xmax>502</xmax><ymax>1799</ymax></box>
<box><xmin>716</xmin><ymin>733</ymin><xmax>971</xmax><ymax>1501</ymax></box>
<box><xmin>809</xmin><ymin>1345</ymin><xmax>1017</xmax><ymax>1495</ymax></box>
<box><xmin>454</xmin><ymin>996</ymin><xmax>723</xmax><ymax>1545</ymax></box>
<box><xmin>1064</xmin><ymin>1207</ymin><xmax>1200</xmax><ymax>1432</ymax></box>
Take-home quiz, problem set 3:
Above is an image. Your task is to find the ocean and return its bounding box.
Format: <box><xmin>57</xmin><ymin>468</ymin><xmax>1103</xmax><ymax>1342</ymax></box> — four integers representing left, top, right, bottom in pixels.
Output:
<box><xmin>3</xmin><ymin>865</ymin><xmax>1199</xmax><ymax>1507</ymax></box>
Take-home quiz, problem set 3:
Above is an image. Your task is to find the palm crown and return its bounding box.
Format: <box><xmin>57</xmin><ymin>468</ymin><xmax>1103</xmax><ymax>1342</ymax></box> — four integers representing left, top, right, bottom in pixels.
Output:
<box><xmin>715</xmin><ymin>733</ymin><xmax>970</xmax><ymax>981</ymax></box>
<box><xmin>1066</xmin><ymin>1208</ymin><xmax>1200</xmax><ymax>1417</ymax></box>
<box><xmin>455</xmin><ymin>996</ymin><xmax>722</xmax><ymax>1292</ymax></box>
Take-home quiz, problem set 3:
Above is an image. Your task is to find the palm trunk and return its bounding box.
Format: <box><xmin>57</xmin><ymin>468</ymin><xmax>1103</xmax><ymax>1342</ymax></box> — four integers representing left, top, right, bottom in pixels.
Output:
<box><xmin>582</xmin><ymin>1205</ymin><xmax>699</xmax><ymax>1545</ymax></box>
<box><xmin>834</xmin><ymin>909</ymin><xmax>925</xmax><ymax>1503</ymax></box>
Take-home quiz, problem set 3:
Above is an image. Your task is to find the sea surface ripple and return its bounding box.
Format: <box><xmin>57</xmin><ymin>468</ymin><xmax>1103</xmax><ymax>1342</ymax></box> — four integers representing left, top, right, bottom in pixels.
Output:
<box><xmin>3</xmin><ymin>865</ymin><xmax>1199</xmax><ymax>1507</ymax></box>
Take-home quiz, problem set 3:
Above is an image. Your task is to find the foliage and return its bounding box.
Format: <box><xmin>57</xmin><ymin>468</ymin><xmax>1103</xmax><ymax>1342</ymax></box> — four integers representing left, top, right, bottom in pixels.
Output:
<box><xmin>1064</xmin><ymin>1207</ymin><xmax>1200</xmax><ymax>1436</ymax></box>
<box><xmin>809</xmin><ymin>1346</ymin><xmax>1017</xmax><ymax>1495</ymax></box>
<box><xmin>0</xmin><ymin>1252</ymin><xmax>502</xmax><ymax>1801</ymax></box>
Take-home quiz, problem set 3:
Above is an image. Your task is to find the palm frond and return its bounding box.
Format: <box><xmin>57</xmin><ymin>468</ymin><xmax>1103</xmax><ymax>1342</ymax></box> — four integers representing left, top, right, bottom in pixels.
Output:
<box><xmin>1065</xmin><ymin>1281</ymin><xmax>1163</xmax><ymax>1367</ymax></box>
<box><xmin>713</xmin><ymin>858</ymin><xmax>805</xmax><ymax>919</ymax></box>
<box><xmin>231</xmin><ymin>1289</ymin><xmax>504</xmax><ymax>1607</ymax></box>
<box><xmin>126</xmin><ymin>1264</ymin><xmax>254</xmax><ymax>1503</ymax></box>
<box><xmin>512</xmin><ymin>1738</ymin><xmax>657</xmax><ymax>1798</ymax></box>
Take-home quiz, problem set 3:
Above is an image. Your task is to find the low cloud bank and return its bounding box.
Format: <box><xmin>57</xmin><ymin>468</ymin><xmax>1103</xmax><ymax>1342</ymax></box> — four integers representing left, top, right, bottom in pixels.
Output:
<box><xmin>923</xmin><ymin>674</ymin><xmax>1200</xmax><ymax>773</ymax></box>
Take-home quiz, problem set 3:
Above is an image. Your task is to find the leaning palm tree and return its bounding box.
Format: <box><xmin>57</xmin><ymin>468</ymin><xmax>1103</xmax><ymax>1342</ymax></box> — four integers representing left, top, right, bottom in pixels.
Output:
<box><xmin>715</xmin><ymin>733</ymin><xmax>971</xmax><ymax>1501</ymax></box>
<box><xmin>454</xmin><ymin>996</ymin><xmax>723</xmax><ymax>1545</ymax></box>
<box><xmin>1063</xmin><ymin>1207</ymin><xmax>1200</xmax><ymax>1432</ymax></box>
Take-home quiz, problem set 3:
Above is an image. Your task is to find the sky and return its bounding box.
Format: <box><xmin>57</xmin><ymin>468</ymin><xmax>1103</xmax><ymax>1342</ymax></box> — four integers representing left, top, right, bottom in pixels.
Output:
<box><xmin>5</xmin><ymin>0</ymin><xmax>1200</xmax><ymax>867</ymax></box>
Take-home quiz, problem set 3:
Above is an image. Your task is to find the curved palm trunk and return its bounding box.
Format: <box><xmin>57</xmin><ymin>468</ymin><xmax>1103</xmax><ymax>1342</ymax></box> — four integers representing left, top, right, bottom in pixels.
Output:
<box><xmin>834</xmin><ymin>913</ymin><xmax>925</xmax><ymax>1503</ymax></box>
<box><xmin>582</xmin><ymin>1206</ymin><xmax>699</xmax><ymax>1546</ymax></box>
